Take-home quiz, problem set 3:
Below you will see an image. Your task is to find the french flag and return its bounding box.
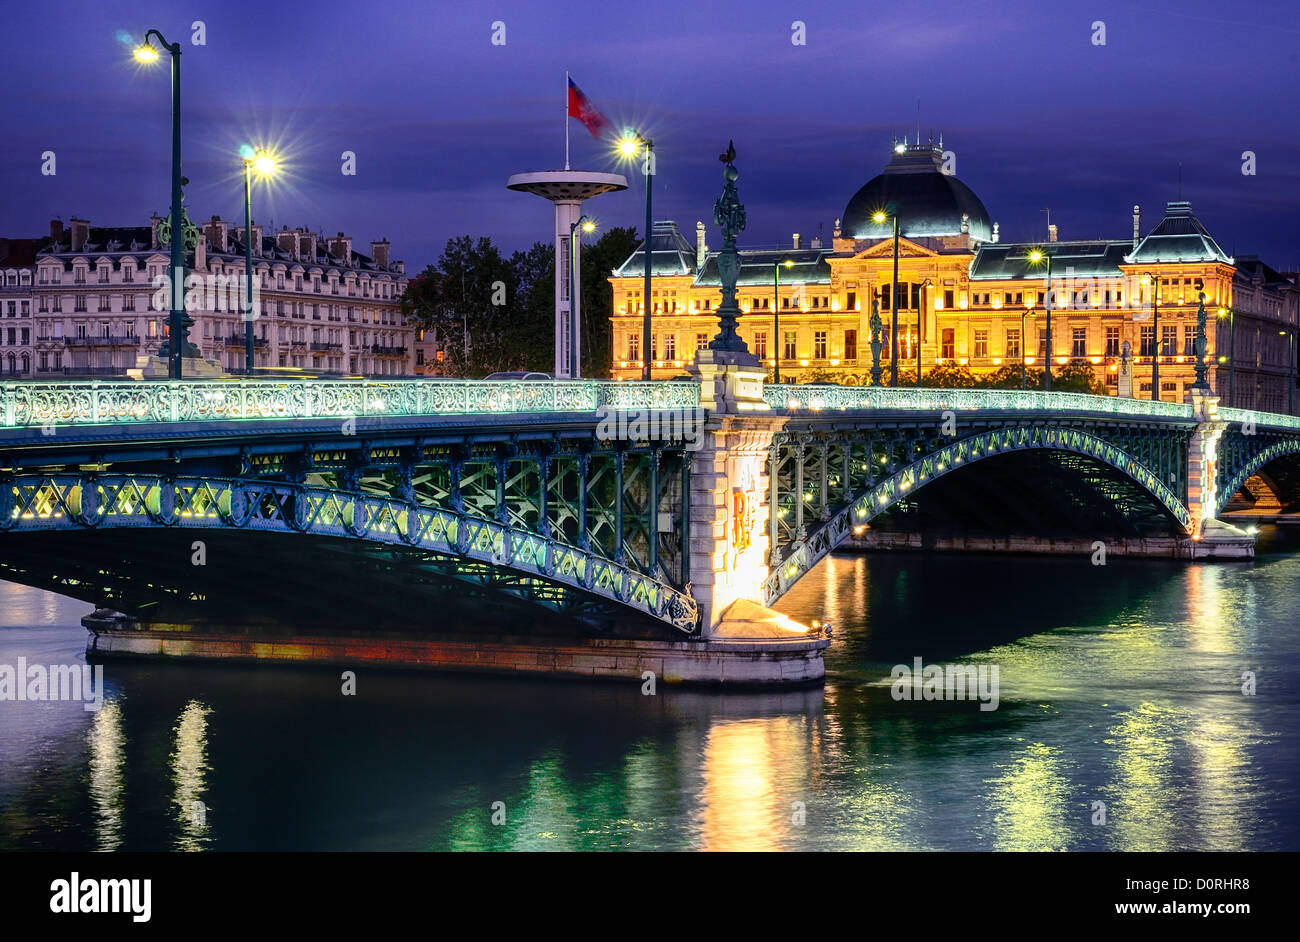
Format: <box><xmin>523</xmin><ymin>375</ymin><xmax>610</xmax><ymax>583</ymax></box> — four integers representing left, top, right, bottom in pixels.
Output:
<box><xmin>567</xmin><ymin>77</ymin><xmax>611</xmax><ymax>138</ymax></box>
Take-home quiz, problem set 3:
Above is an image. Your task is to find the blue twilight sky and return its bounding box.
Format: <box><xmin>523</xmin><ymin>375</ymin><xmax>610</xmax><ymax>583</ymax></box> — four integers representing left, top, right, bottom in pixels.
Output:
<box><xmin>2</xmin><ymin>0</ymin><xmax>1298</xmax><ymax>271</ymax></box>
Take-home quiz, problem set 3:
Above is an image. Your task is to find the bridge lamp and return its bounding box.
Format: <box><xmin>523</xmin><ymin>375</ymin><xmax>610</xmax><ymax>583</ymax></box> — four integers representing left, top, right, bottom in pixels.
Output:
<box><xmin>1026</xmin><ymin>249</ymin><xmax>1053</xmax><ymax>391</ymax></box>
<box><xmin>616</xmin><ymin>131</ymin><xmax>654</xmax><ymax>380</ymax></box>
<box><xmin>772</xmin><ymin>259</ymin><xmax>794</xmax><ymax>383</ymax></box>
<box><xmin>873</xmin><ymin>209</ymin><xmax>902</xmax><ymax>386</ymax></box>
<box><xmin>1217</xmin><ymin>307</ymin><xmax>1236</xmax><ymax>406</ymax></box>
<box><xmin>132</xmin><ymin>28</ymin><xmax>188</xmax><ymax>378</ymax></box>
<box><xmin>1141</xmin><ymin>273</ymin><xmax>1161</xmax><ymax>401</ymax></box>
<box><xmin>567</xmin><ymin>215</ymin><xmax>598</xmax><ymax>378</ymax></box>
<box><xmin>240</xmin><ymin>146</ymin><xmax>277</xmax><ymax>376</ymax></box>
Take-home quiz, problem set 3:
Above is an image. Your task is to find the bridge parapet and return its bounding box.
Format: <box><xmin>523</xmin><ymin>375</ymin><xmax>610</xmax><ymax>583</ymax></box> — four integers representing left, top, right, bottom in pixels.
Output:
<box><xmin>767</xmin><ymin>384</ymin><xmax>1198</xmax><ymax>420</ymax></box>
<box><xmin>0</xmin><ymin>378</ymin><xmax>698</xmax><ymax>432</ymax></box>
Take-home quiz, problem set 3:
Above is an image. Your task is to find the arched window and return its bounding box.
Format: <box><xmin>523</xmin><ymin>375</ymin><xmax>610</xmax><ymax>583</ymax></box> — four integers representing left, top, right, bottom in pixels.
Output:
<box><xmin>20</xmin><ymin>354</ymin><xmax>29</xmax><ymax>374</ymax></box>
<box><xmin>5</xmin><ymin>353</ymin><xmax>15</xmax><ymax>373</ymax></box>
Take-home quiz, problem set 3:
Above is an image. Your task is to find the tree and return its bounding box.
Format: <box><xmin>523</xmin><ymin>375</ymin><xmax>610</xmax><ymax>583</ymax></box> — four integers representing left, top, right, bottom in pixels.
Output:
<box><xmin>923</xmin><ymin>362</ymin><xmax>978</xmax><ymax>388</ymax></box>
<box><xmin>978</xmin><ymin>363</ymin><xmax>1043</xmax><ymax>389</ymax></box>
<box><xmin>1051</xmin><ymin>361</ymin><xmax>1106</xmax><ymax>395</ymax></box>
<box><xmin>579</xmin><ymin>227</ymin><xmax>640</xmax><ymax>378</ymax></box>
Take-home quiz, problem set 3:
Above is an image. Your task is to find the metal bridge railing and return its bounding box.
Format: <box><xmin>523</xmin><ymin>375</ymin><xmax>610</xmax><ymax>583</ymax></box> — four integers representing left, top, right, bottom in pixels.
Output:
<box><xmin>0</xmin><ymin>379</ymin><xmax>700</xmax><ymax>430</ymax></box>
<box><xmin>767</xmin><ymin>385</ymin><xmax>1203</xmax><ymax>421</ymax></box>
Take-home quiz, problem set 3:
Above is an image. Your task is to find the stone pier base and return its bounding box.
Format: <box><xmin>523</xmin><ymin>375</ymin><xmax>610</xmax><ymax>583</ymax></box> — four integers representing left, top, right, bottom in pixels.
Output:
<box><xmin>82</xmin><ymin>614</ymin><xmax>828</xmax><ymax>687</ymax></box>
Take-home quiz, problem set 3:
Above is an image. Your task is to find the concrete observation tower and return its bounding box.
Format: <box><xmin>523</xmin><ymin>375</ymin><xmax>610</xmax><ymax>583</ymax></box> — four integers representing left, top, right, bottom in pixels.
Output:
<box><xmin>507</xmin><ymin>170</ymin><xmax>626</xmax><ymax>378</ymax></box>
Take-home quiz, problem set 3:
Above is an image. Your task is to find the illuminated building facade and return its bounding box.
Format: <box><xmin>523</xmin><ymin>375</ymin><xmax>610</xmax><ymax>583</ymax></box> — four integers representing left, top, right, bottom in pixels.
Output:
<box><xmin>33</xmin><ymin>217</ymin><xmax>411</xmax><ymax>378</ymax></box>
<box><xmin>609</xmin><ymin>139</ymin><xmax>1300</xmax><ymax>410</ymax></box>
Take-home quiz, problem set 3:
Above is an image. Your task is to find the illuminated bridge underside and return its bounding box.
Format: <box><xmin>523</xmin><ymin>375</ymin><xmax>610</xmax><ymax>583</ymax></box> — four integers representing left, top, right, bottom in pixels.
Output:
<box><xmin>0</xmin><ymin>475</ymin><xmax>698</xmax><ymax>633</ymax></box>
<box><xmin>1215</xmin><ymin>428</ymin><xmax>1300</xmax><ymax>516</ymax></box>
<box><xmin>763</xmin><ymin>426</ymin><xmax>1193</xmax><ymax>605</ymax></box>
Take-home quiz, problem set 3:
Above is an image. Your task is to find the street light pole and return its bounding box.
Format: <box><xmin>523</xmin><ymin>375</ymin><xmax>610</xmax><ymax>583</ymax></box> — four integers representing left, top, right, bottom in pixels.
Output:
<box><xmin>1021</xmin><ymin>308</ymin><xmax>1035</xmax><ymax>389</ymax></box>
<box><xmin>773</xmin><ymin>261</ymin><xmax>781</xmax><ymax>383</ymax></box>
<box><xmin>918</xmin><ymin>278</ymin><xmax>931</xmax><ymax>387</ymax></box>
<box><xmin>1219</xmin><ymin>307</ymin><xmax>1236</xmax><ymax>407</ymax></box>
<box><xmin>891</xmin><ymin>215</ymin><xmax>900</xmax><ymax>386</ymax></box>
<box><xmin>568</xmin><ymin>215</ymin><xmax>594</xmax><ymax>379</ymax></box>
<box><xmin>134</xmin><ymin>29</ymin><xmax>187</xmax><ymax>379</ymax></box>
<box><xmin>1148</xmin><ymin>274</ymin><xmax>1161</xmax><ymax>401</ymax></box>
<box><xmin>1043</xmin><ymin>253</ymin><xmax>1053</xmax><ymax>391</ymax></box>
<box><xmin>243</xmin><ymin>159</ymin><xmax>254</xmax><ymax>375</ymax></box>
<box><xmin>642</xmin><ymin>141</ymin><xmax>654</xmax><ymax>381</ymax></box>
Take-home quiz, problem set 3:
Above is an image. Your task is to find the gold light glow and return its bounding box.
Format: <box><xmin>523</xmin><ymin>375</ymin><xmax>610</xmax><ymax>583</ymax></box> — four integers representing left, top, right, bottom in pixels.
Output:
<box><xmin>1055</xmin><ymin>356</ymin><xmax>1068</xmax><ymax>364</ymax></box>
<box><xmin>992</xmin><ymin>357</ymin><xmax>1001</xmax><ymax>365</ymax></box>
<box><xmin>133</xmin><ymin>43</ymin><xmax>160</xmax><ymax>63</ymax></box>
<box><xmin>1090</xmin><ymin>356</ymin><xmax>1102</xmax><ymax>364</ymax></box>
<box><xmin>617</xmin><ymin>136</ymin><xmax>640</xmax><ymax>157</ymax></box>
<box><xmin>872</xmin><ymin>211</ymin><xmax>887</xmax><ymax>224</ymax></box>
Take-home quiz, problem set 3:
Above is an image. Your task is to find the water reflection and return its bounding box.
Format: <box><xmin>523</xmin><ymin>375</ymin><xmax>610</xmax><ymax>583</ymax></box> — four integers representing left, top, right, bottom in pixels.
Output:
<box><xmin>87</xmin><ymin>698</ymin><xmax>124</xmax><ymax>852</ymax></box>
<box><xmin>171</xmin><ymin>700</ymin><xmax>212</xmax><ymax>852</ymax></box>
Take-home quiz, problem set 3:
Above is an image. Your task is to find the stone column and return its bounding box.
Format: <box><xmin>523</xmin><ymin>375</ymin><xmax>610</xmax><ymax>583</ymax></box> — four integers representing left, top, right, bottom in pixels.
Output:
<box><xmin>687</xmin><ymin>350</ymin><xmax>788</xmax><ymax>636</ymax></box>
<box><xmin>1183</xmin><ymin>388</ymin><xmax>1253</xmax><ymax>557</ymax></box>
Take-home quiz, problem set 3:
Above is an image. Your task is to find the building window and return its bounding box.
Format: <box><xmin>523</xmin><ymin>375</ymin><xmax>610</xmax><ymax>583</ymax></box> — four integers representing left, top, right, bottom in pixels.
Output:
<box><xmin>783</xmin><ymin>331</ymin><xmax>797</xmax><ymax>360</ymax></box>
<box><xmin>1038</xmin><ymin>328</ymin><xmax>1048</xmax><ymax>358</ymax></box>
<box><xmin>814</xmin><ymin>331</ymin><xmax>827</xmax><ymax>359</ymax></box>
<box><xmin>1183</xmin><ymin>325</ymin><xmax>1196</xmax><ymax>356</ymax></box>
<box><xmin>626</xmin><ymin>334</ymin><xmax>639</xmax><ymax>361</ymax></box>
<box><xmin>1140</xmin><ymin>326</ymin><xmax>1155</xmax><ymax>357</ymax></box>
<box><xmin>846</xmin><ymin>291</ymin><xmax>857</xmax><ymax>311</ymax></box>
<box><xmin>944</xmin><ymin>289</ymin><xmax>954</xmax><ymax>310</ymax></box>
<box><xmin>754</xmin><ymin>331</ymin><xmax>768</xmax><ymax>359</ymax></box>
<box><xmin>941</xmin><ymin>328</ymin><xmax>955</xmax><ymax>360</ymax></box>
<box><xmin>663</xmin><ymin>334</ymin><xmax>676</xmax><ymax>360</ymax></box>
<box><xmin>1161</xmin><ymin>325</ymin><xmax>1177</xmax><ymax>356</ymax></box>
<box><xmin>844</xmin><ymin>329</ymin><xmax>857</xmax><ymax>360</ymax></box>
<box><xmin>1005</xmin><ymin>328</ymin><xmax>1021</xmax><ymax>358</ymax></box>
<box><xmin>695</xmin><ymin>332</ymin><xmax>709</xmax><ymax>350</ymax></box>
<box><xmin>973</xmin><ymin>329</ymin><xmax>988</xmax><ymax>357</ymax></box>
<box><xmin>1105</xmin><ymin>326</ymin><xmax>1120</xmax><ymax>356</ymax></box>
<box><xmin>1106</xmin><ymin>371</ymin><xmax>1118</xmax><ymax>387</ymax></box>
<box><xmin>1072</xmin><ymin>328</ymin><xmax>1086</xmax><ymax>357</ymax></box>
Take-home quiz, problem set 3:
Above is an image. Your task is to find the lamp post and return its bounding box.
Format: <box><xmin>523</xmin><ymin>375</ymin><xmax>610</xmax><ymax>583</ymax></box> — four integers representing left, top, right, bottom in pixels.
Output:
<box><xmin>1281</xmin><ymin>329</ymin><xmax>1295</xmax><ymax>414</ymax></box>
<box><xmin>1217</xmin><ymin>306</ymin><xmax>1236</xmax><ymax>406</ymax></box>
<box><xmin>567</xmin><ymin>215</ymin><xmax>596</xmax><ymax>378</ymax></box>
<box><xmin>617</xmin><ymin>133</ymin><xmax>654</xmax><ymax>380</ymax></box>
<box><xmin>918</xmin><ymin>278</ymin><xmax>932</xmax><ymax>387</ymax></box>
<box><xmin>873</xmin><ymin>209</ymin><xmax>901</xmax><ymax>386</ymax></box>
<box><xmin>1020</xmin><ymin>307</ymin><xmax>1036</xmax><ymax>389</ymax></box>
<box><xmin>1143</xmin><ymin>273</ymin><xmax>1160</xmax><ymax>401</ymax></box>
<box><xmin>240</xmin><ymin>148</ymin><xmax>275</xmax><ymax>376</ymax></box>
<box><xmin>772</xmin><ymin>259</ymin><xmax>793</xmax><ymax>382</ymax></box>
<box><xmin>1028</xmin><ymin>249</ymin><xmax>1053</xmax><ymax>391</ymax></box>
<box><xmin>133</xmin><ymin>30</ymin><xmax>189</xmax><ymax>379</ymax></box>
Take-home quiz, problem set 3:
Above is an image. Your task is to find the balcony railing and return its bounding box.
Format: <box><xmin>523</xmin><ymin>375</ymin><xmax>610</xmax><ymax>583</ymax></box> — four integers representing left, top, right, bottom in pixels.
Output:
<box><xmin>223</xmin><ymin>336</ymin><xmax>269</xmax><ymax>347</ymax></box>
<box><xmin>310</xmin><ymin>342</ymin><xmax>343</xmax><ymax>353</ymax></box>
<box><xmin>371</xmin><ymin>344</ymin><xmax>407</xmax><ymax>356</ymax></box>
<box><xmin>65</xmin><ymin>336</ymin><xmax>140</xmax><ymax>347</ymax></box>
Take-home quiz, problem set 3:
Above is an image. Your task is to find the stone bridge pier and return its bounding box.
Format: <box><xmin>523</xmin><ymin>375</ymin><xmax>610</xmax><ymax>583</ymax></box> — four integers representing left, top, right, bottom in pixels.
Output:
<box><xmin>686</xmin><ymin>351</ymin><xmax>829</xmax><ymax>672</ymax></box>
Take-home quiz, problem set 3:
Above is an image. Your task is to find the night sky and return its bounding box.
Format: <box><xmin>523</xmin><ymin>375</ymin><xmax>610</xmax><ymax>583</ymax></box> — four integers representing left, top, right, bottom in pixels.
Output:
<box><xmin>4</xmin><ymin>0</ymin><xmax>1299</xmax><ymax>270</ymax></box>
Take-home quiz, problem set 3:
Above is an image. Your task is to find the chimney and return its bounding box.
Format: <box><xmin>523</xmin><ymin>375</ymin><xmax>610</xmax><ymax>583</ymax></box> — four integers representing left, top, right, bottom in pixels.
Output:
<box><xmin>328</xmin><ymin>232</ymin><xmax>352</xmax><ymax>264</ymax></box>
<box><xmin>50</xmin><ymin>218</ymin><xmax>64</xmax><ymax>242</ymax></box>
<box><xmin>1048</xmin><ymin>223</ymin><xmax>1058</xmax><ymax>243</ymax></box>
<box><xmin>695</xmin><ymin>221</ymin><xmax>707</xmax><ymax>268</ymax></box>
<box><xmin>810</xmin><ymin>234</ymin><xmax>822</xmax><ymax>249</ymax></box>
<box><xmin>277</xmin><ymin>226</ymin><xmax>296</xmax><ymax>256</ymax></box>
<box><xmin>70</xmin><ymin>218</ymin><xmax>90</xmax><ymax>253</ymax></box>
<box><xmin>792</xmin><ymin>232</ymin><xmax>801</xmax><ymax>249</ymax></box>
<box><xmin>204</xmin><ymin>216</ymin><xmax>229</xmax><ymax>253</ymax></box>
<box><xmin>300</xmin><ymin>230</ymin><xmax>317</xmax><ymax>260</ymax></box>
<box><xmin>246</xmin><ymin>223</ymin><xmax>262</xmax><ymax>257</ymax></box>
<box><xmin>1132</xmin><ymin>204</ymin><xmax>1141</xmax><ymax>249</ymax></box>
<box><xmin>194</xmin><ymin>232</ymin><xmax>206</xmax><ymax>271</ymax></box>
<box><xmin>370</xmin><ymin>239</ymin><xmax>390</xmax><ymax>269</ymax></box>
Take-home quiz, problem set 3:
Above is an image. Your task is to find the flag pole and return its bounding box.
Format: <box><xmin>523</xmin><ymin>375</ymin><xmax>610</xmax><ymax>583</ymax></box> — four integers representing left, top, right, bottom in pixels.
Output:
<box><xmin>564</xmin><ymin>69</ymin><xmax>570</xmax><ymax>170</ymax></box>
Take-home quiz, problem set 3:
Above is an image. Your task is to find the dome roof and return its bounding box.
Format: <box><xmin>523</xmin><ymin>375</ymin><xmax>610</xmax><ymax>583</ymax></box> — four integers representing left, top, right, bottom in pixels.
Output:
<box><xmin>842</xmin><ymin>143</ymin><xmax>992</xmax><ymax>243</ymax></box>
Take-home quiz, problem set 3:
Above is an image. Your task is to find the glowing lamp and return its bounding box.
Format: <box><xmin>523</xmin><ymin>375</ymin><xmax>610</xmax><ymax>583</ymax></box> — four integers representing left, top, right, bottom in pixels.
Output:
<box><xmin>133</xmin><ymin>43</ymin><xmax>160</xmax><ymax>63</ymax></box>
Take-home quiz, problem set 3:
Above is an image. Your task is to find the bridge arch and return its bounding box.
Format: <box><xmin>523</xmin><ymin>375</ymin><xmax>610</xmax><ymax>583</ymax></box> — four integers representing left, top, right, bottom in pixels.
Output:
<box><xmin>762</xmin><ymin>425</ymin><xmax>1193</xmax><ymax>605</ymax></box>
<box><xmin>1216</xmin><ymin>439</ymin><xmax>1300</xmax><ymax>516</ymax></box>
<box><xmin>0</xmin><ymin>473</ymin><xmax>698</xmax><ymax>633</ymax></box>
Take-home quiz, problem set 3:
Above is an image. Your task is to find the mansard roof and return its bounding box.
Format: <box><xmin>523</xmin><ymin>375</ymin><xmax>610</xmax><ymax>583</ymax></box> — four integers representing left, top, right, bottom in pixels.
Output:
<box><xmin>1126</xmin><ymin>201</ymin><xmax>1232</xmax><ymax>265</ymax></box>
<box><xmin>971</xmin><ymin>240</ymin><xmax>1133</xmax><ymax>280</ymax></box>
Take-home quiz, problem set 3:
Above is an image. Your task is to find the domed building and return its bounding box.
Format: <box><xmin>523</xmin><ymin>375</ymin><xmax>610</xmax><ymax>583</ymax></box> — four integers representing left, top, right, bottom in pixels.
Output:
<box><xmin>608</xmin><ymin>137</ymin><xmax>1297</xmax><ymax>412</ymax></box>
<box><xmin>840</xmin><ymin>138</ymin><xmax>993</xmax><ymax>243</ymax></box>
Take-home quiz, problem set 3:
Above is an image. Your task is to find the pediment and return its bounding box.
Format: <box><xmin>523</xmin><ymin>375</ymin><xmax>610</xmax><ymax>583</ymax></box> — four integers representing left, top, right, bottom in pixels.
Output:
<box><xmin>853</xmin><ymin>237</ymin><xmax>939</xmax><ymax>259</ymax></box>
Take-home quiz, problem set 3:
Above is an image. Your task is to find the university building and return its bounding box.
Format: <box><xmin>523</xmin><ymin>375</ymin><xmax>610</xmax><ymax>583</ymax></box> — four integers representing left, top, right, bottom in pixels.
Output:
<box><xmin>24</xmin><ymin>216</ymin><xmax>413</xmax><ymax>378</ymax></box>
<box><xmin>609</xmin><ymin>139</ymin><xmax>1300</xmax><ymax>412</ymax></box>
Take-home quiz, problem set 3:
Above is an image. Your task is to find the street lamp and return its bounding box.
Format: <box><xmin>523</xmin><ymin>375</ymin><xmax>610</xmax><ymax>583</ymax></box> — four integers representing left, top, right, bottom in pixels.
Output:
<box><xmin>567</xmin><ymin>215</ymin><xmax>597</xmax><ymax>378</ymax></box>
<box><xmin>773</xmin><ymin>259</ymin><xmax>793</xmax><ymax>382</ymax></box>
<box><xmin>1281</xmin><ymin>329</ymin><xmax>1295</xmax><ymax>414</ymax></box>
<box><xmin>1027</xmin><ymin>249</ymin><xmax>1053</xmax><ymax>391</ymax></box>
<box><xmin>1217</xmin><ymin>307</ymin><xmax>1236</xmax><ymax>406</ymax></box>
<box><xmin>617</xmin><ymin>132</ymin><xmax>654</xmax><ymax>380</ymax></box>
<box><xmin>134</xmin><ymin>29</ymin><xmax>189</xmax><ymax>379</ymax></box>
<box><xmin>917</xmin><ymin>278</ymin><xmax>932</xmax><ymax>387</ymax></box>
<box><xmin>1142</xmin><ymin>273</ymin><xmax>1160</xmax><ymax>401</ymax></box>
<box><xmin>873</xmin><ymin>208</ymin><xmax>901</xmax><ymax>386</ymax></box>
<box><xmin>1020</xmin><ymin>307</ymin><xmax>1037</xmax><ymax>389</ymax></box>
<box><xmin>240</xmin><ymin>146</ymin><xmax>275</xmax><ymax>375</ymax></box>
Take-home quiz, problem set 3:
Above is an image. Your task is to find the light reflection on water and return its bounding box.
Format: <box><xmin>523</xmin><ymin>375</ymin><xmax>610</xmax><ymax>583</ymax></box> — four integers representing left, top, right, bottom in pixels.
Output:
<box><xmin>0</xmin><ymin>527</ymin><xmax>1297</xmax><ymax>850</ymax></box>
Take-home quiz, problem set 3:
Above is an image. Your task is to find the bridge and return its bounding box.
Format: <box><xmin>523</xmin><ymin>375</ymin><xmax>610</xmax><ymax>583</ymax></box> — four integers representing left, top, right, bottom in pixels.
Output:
<box><xmin>1</xmin><ymin>372</ymin><xmax>1296</xmax><ymax>684</ymax></box>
